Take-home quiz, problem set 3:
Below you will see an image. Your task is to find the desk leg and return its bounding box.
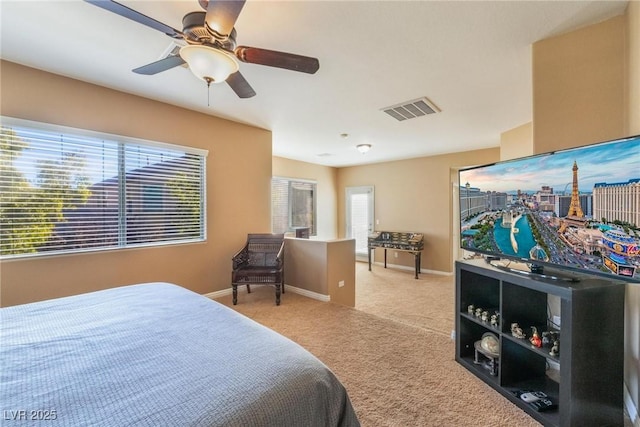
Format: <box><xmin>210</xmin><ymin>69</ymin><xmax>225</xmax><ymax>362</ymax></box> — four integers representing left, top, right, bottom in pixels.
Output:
<box><xmin>384</xmin><ymin>249</ymin><xmax>387</xmax><ymax>268</ymax></box>
<box><xmin>368</xmin><ymin>247</ymin><xmax>372</xmax><ymax>271</ymax></box>
<box><xmin>414</xmin><ymin>252</ymin><xmax>420</xmax><ymax>279</ymax></box>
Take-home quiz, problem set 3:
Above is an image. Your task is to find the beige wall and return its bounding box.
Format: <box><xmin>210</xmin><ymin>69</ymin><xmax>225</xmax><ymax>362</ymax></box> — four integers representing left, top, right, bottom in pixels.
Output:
<box><xmin>533</xmin><ymin>9</ymin><xmax>640</xmax><ymax>423</ymax></box>
<box><xmin>273</xmin><ymin>148</ymin><xmax>502</xmax><ymax>276</ymax></box>
<box><xmin>272</xmin><ymin>156</ymin><xmax>338</xmax><ymax>239</ymax></box>
<box><xmin>336</xmin><ymin>148</ymin><xmax>500</xmax><ymax>274</ymax></box>
<box><xmin>532</xmin><ymin>14</ymin><xmax>626</xmax><ymax>153</ymax></box>
<box><xmin>500</xmin><ymin>122</ymin><xmax>533</xmax><ymax>160</ymax></box>
<box><xmin>0</xmin><ymin>60</ymin><xmax>272</xmax><ymax>307</ymax></box>
<box><xmin>284</xmin><ymin>238</ymin><xmax>355</xmax><ymax>306</ymax></box>
<box><xmin>626</xmin><ymin>1</ymin><xmax>640</xmax><ymax>421</ymax></box>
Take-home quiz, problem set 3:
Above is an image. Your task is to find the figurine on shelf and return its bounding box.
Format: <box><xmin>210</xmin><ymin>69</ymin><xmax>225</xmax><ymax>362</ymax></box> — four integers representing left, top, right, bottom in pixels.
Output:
<box><xmin>511</xmin><ymin>322</ymin><xmax>526</xmax><ymax>339</ymax></box>
<box><xmin>529</xmin><ymin>327</ymin><xmax>542</xmax><ymax>348</ymax></box>
<box><xmin>475</xmin><ymin>307</ymin><xmax>483</xmax><ymax>318</ymax></box>
<box><xmin>468</xmin><ymin>304</ymin><xmax>475</xmax><ymax>315</ymax></box>
<box><xmin>542</xmin><ymin>331</ymin><xmax>559</xmax><ymax>348</ymax></box>
<box><xmin>481</xmin><ymin>311</ymin><xmax>489</xmax><ymax>322</ymax></box>
<box><xmin>490</xmin><ymin>313</ymin><xmax>499</xmax><ymax>327</ymax></box>
<box><xmin>550</xmin><ymin>340</ymin><xmax>560</xmax><ymax>356</ymax></box>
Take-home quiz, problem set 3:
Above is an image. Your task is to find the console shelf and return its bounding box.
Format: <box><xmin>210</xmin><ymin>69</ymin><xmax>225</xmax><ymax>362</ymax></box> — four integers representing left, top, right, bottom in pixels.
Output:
<box><xmin>455</xmin><ymin>259</ymin><xmax>625</xmax><ymax>427</ymax></box>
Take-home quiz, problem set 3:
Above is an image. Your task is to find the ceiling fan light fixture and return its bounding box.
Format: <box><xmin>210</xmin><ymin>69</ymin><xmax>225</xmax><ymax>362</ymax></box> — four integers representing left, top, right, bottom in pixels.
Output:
<box><xmin>180</xmin><ymin>45</ymin><xmax>239</xmax><ymax>83</ymax></box>
<box><xmin>357</xmin><ymin>144</ymin><xmax>372</xmax><ymax>154</ymax></box>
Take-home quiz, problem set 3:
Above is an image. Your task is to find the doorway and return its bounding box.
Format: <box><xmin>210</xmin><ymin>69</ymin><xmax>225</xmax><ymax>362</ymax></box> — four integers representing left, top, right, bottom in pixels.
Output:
<box><xmin>346</xmin><ymin>186</ymin><xmax>374</xmax><ymax>260</ymax></box>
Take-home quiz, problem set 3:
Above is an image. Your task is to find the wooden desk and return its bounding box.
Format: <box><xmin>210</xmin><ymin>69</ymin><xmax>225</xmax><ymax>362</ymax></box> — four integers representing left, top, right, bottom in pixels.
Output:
<box><xmin>367</xmin><ymin>231</ymin><xmax>424</xmax><ymax>279</ymax></box>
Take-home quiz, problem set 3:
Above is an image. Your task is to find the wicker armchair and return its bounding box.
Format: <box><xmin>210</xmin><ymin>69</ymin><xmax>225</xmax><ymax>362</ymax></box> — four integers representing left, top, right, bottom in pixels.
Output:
<box><xmin>231</xmin><ymin>233</ymin><xmax>285</xmax><ymax>306</ymax></box>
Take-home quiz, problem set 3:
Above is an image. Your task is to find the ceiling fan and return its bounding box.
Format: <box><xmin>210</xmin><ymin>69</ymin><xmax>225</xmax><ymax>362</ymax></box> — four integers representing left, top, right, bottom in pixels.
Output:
<box><xmin>85</xmin><ymin>0</ymin><xmax>320</xmax><ymax>98</ymax></box>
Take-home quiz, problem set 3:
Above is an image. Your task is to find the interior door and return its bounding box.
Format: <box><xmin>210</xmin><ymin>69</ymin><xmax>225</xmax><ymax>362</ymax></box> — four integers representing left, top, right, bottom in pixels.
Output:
<box><xmin>346</xmin><ymin>186</ymin><xmax>374</xmax><ymax>259</ymax></box>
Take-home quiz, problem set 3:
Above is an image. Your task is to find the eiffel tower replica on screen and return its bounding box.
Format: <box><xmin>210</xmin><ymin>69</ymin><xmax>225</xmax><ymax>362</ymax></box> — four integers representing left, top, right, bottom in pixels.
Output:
<box><xmin>564</xmin><ymin>161</ymin><xmax>588</xmax><ymax>228</ymax></box>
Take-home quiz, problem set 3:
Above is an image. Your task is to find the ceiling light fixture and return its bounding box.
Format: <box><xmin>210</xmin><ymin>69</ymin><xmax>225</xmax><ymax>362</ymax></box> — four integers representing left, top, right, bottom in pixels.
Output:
<box><xmin>357</xmin><ymin>144</ymin><xmax>372</xmax><ymax>154</ymax></box>
<box><xmin>180</xmin><ymin>45</ymin><xmax>239</xmax><ymax>85</ymax></box>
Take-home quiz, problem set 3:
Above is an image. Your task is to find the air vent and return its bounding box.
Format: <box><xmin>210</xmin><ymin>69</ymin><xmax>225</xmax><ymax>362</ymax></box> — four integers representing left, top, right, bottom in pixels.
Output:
<box><xmin>381</xmin><ymin>97</ymin><xmax>440</xmax><ymax>121</ymax></box>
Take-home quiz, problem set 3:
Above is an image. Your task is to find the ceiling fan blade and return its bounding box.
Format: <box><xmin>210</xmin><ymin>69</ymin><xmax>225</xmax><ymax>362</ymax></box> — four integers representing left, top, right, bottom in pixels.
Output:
<box><xmin>84</xmin><ymin>0</ymin><xmax>183</xmax><ymax>39</ymax></box>
<box><xmin>235</xmin><ymin>46</ymin><xmax>319</xmax><ymax>74</ymax></box>
<box><xmin>133</xmin><ymin>56</ymin><xmax>186</xmax><ymax>75</ymax></box>
<box><xmin>226</xmin><ymin>71</ymin><xmax>256</xmax><ymax>98</ymax></box>
<box><xmin>198</xmin><ymin>0</ymin><xmax>246</xmax><ymax>39</ymax></box>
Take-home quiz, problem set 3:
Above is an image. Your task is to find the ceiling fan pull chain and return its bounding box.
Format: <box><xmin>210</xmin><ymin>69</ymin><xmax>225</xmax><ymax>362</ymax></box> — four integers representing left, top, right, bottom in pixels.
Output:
<box><xmin>205</xmin><ymin>77</ymin><xmax>213</xmax><ymax>107</ymax></box>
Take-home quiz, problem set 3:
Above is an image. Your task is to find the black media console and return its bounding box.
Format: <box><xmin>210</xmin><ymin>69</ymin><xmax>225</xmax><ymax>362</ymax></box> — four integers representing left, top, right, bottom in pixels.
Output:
<box><xmin>455</xmin><ymin>259</ymin><xmax>625</xmax><ymax>427</ymax></box>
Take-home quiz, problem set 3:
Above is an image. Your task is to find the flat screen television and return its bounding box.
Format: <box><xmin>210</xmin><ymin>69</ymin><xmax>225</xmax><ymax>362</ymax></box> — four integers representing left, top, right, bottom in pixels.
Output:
<box><xmin>459</xmin><ymin>135</ymin><xmax>640</xmax><ymax>282</ymax></box>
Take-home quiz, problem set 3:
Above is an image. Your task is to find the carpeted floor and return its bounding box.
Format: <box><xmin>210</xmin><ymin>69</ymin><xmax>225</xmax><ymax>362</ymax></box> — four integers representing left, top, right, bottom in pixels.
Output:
<box><xmin>216</xmin><ymin>262</ymin><xmax>543</xmax><ymax>426</ymax></box>
<box><xmin>354</xmin><ymin>261</ymin><xmax>455</xmax><ymax>337</ymax></box>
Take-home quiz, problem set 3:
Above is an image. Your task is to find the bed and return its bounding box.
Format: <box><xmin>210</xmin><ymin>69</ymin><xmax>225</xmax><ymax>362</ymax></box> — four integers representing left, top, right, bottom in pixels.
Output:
<box><xmin>0</xmin><ymin>283</ymin><xmax>360</xmax><ymax>426</ymax></box>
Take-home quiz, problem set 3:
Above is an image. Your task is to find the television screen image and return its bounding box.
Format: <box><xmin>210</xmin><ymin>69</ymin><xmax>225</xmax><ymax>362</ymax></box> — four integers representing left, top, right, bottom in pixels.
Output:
<box><xmin>459</xmin><ymin>135</ymin><xmax>640</xmax><ymax>282</ymax></box>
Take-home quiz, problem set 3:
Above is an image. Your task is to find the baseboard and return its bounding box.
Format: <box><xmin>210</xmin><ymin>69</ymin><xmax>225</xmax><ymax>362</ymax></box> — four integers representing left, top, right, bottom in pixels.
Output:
<box><xmin>203</xmin><ymin>288</ymin><xmax>232</xmax><ymax>300</ymax></box>
<box><xmin>203</xmin><ymin>285</ymin><xmax>330</xmax><ymax>303</ymax></box>
<box><xmin>624</xmin><ymin>383</ymin><xmax>639</xmax><ymax>427</ymax></box>
<box><xmin>284</xmin><ymin>285</ymin><xmax>331</xmax><ymax>302</ymax></box>
<box><xmin>370</xmin><ymin>261</ymin><xmax>452</xmax><ymax>276</ymax></box>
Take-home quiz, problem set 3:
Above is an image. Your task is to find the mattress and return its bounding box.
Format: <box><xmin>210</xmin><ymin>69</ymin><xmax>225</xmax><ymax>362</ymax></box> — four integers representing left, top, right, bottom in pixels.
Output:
<box><xmin>0</xmin><ymin>283</ymin><xmax>359</xmax><ymax>426</ymax></box>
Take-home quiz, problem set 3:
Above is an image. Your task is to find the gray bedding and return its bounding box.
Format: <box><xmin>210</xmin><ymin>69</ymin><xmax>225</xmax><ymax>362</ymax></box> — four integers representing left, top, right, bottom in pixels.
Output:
<box><xmin>0</xmin><ymin>283</ymin><xmax>360</xmax><ymax>426</ymax></box>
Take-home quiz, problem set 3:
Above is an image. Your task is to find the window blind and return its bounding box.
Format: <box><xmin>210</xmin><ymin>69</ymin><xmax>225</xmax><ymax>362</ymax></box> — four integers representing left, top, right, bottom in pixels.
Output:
<box><xmin>350</xmin><ymin>192</ymin><xmax>370</xmax><ymax>253</ymax></box>
<box><xmin>0</xmin><ymin>119</ymin><xmax>206</xmax><ymax>258</ymax></box>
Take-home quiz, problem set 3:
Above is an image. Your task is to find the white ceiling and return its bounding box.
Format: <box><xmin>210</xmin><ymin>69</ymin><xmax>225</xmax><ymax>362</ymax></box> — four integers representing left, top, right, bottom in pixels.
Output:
<box><xmin>0</xmin><ymin>0</ymin><xmax>629</xmax><ymax>167</ymax></box>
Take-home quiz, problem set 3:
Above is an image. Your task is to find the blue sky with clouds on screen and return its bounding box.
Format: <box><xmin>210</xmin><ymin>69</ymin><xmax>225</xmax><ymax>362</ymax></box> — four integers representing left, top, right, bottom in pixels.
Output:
<box><xmin>460</xmin><ymin>136</ymin><xmax>640</xmax><ymax>194</ymax></box>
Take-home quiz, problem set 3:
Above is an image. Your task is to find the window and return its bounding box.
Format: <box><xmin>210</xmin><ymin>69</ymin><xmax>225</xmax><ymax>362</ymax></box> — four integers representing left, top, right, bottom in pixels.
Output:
<box><xmin>271</xmin><ymin>177</ymin><xmax>316</xmax><ymax>236</ymax></box>
<box><xmin>0</xmin><ymin>118</ymin><xmax>207</xmax><ymax>258</ymax></box>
